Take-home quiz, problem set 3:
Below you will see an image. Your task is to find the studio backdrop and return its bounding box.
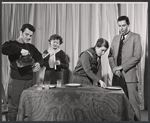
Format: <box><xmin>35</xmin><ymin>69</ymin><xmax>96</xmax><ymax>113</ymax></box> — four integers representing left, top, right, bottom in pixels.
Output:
<box><xmin>1</xmin><ymin>2</ymin><xmax>148</xmax><ymax>109</ymax></box>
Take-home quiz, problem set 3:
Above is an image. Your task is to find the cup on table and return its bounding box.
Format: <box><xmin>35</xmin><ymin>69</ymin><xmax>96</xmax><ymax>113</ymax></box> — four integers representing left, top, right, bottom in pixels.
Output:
<box><xmin>56</xmin><ymin>79</ymin><xmax>62</xmax><ymax>88</ymax></box>
<box><xmin>44</xmin><ymin>81</ymin><xmax>50</xmax><ymax>89</ymax></box>
<box><xmin>37</xmin><ymin>81</ymin><xmax>44</xmax><ymax>86</ymax></box>
<box><xmin>36</xmin><ymin>81</ymin><xmax>44</xmax><ymax>90</ymax></box>
<box><xmin>37</xmin><ymin>86</ymin><xmax>43</xmax><ymax>90</ymax></box>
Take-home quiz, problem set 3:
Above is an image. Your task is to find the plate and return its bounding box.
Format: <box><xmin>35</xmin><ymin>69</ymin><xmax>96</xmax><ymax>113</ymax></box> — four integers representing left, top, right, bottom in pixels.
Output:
<box><xmin>105</xmin><ymin>86</ymin><xmax>122</xmax><ymax>90</ymax></box>
<box><xmin>42</xmin><ymin>85</ymin><xmax>56</xmax><ymax>89</ymax></box>
<box><xmin>65</xmin><ymin>83</ymin><xmax>81</xmax><ymax>87</ymax></box>
<box><xmin>49</xmin><ymin>85</ymin><xmax>56</xmax><ymax>88</ymax></box>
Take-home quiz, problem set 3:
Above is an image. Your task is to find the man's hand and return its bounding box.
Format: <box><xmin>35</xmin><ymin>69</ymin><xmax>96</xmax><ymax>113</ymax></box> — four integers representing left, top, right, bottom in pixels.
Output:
<box><xmin>98</xmin><ymin>80</ymin><xmax>106</xmax><ymax>88</ymax></box>
<box><xmin>21</xmin><ymin>49</ymin><xmax>29</xmax><ymax>56</ymax></box>
<box><xmin>113</xmin><ymin>66</ymin><xmax>123</xmax><ymax>73</ymax></box>
<box><xmin>32</xmin><ymin>62</ymin><xmax>40</xmax><ymax>72</ymax></box>
<box><xmin>114</xmin><ymin>70</ymin><xmax>121</xmax><ymax>77</ymax></box>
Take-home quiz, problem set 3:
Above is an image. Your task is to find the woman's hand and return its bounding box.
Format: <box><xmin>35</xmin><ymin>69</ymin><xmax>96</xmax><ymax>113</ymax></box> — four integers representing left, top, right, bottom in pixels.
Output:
<box><xmin>98</xmin><ymin>80</ymin><xmax>106</xmax><ymax>88</ymax></box>
<box><xmin>54</xmin><ymin>60</ymin><xmax>60</xmax><ymax>66</ymax></box>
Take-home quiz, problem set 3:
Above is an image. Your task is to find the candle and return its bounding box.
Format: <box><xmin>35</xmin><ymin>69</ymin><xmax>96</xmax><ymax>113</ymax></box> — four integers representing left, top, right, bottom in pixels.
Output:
<box><xmin>54</xmin><ymin>50</ymin><xmax>56</xmax><ymax>70</ymax></box>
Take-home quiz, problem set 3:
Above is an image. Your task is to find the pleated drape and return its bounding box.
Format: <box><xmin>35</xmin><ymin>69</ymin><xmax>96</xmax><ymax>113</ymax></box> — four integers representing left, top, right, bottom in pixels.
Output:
<box><xmin>1</xmin><ymin>2</ymin><xmax>148</xmax><ymax>109</ymax></box>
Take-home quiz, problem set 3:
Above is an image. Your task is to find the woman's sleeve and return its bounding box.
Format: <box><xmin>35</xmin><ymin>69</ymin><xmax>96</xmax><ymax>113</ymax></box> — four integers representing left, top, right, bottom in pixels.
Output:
<box><xmin>58</xmin><ymin>52</ymin><xmax>69</xmax><ymax>69</ymax></box>
<box><xmin>80</xmin><ymin>52</ymin><xmax>100</xmax><ymax>85</ymax></box>
<box><xmin>43</xmin><ymin>57</ymin><xmax>50</xmax><ymax>69</ymax></box>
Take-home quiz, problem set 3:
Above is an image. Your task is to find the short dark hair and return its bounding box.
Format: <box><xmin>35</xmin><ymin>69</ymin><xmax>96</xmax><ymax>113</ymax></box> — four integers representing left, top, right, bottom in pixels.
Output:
<box><xmin>48</xmin><ymin>34</ymin><xmax>63</xmax><ymax>45</ymax></box>
<box><xmin>20</xmin><ymin>23</ymin><xmax>35</xmax><ymax>33</ymax></box>
<box><xmin>117</xmin><ymin>16</ymin><xmax>130</xmax><ymax>25</ymax></box>
<box><xmin>95</xmin><ymin>38</ymin><xmax>109</xmax><ymax>49</ymax></box>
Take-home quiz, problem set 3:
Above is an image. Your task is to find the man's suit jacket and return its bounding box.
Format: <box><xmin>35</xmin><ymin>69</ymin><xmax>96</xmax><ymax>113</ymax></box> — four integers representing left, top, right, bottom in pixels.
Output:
<box><xmin>108</xmin><ymin>31</ymin><xmax>142</xmax><ymax>82</ymax></box>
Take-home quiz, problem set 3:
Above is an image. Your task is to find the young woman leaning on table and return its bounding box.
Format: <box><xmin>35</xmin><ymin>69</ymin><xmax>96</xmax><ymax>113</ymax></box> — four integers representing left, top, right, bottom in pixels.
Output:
<box><xmin>71</xmin><ymin>38</ymin><xmax>109</xmax><ymax>88</ymax></box>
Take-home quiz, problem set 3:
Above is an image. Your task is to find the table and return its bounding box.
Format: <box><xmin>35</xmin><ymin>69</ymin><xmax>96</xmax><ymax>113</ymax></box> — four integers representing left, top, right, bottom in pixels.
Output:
<box><xmin>17</xmin><ymin>84</ymin><xmax>135</xmax><ymax>121</ymax></box>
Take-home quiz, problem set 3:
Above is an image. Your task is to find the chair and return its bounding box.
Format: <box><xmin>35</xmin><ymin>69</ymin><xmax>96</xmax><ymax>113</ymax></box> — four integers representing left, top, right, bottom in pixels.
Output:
<box><xmin>1</xmin><ymin>82</ymin><xmax>8</xmax><ymax>121</ymax></box>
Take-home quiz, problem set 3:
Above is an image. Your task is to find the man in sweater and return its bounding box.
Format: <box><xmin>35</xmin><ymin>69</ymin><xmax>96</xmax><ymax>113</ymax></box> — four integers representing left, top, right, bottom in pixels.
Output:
<box><xmin>2</xmin><ymin>23</ymin><xmax>44</xmax><ymax>121</ymax></box>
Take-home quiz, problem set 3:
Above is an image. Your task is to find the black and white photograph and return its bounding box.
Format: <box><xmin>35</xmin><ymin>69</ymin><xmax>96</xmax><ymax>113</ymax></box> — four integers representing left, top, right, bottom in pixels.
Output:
<box><xmin>1</xmin><ymin>1</ymin><xmax>148</xmax><ymax>121</ymax></box>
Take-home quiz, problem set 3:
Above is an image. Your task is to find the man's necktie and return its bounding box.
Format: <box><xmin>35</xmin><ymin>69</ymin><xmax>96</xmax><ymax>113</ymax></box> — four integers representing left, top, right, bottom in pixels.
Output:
<box><xmin>117</xmin><ymin>35</ymin><xmax>125</xmax><ymax>66</ymax></box>
<box><xmin>117</xmin><ymin>31</ymin><xmax>130</xmax><ymax>66</ymax></box>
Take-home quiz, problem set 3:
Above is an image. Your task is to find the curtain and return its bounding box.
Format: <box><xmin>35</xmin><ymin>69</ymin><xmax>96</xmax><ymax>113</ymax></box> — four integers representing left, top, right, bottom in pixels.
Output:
<box><xmin>1</xmin><ymin>2</ymin><xmax>148</xmax><ymax>109</ymax></box>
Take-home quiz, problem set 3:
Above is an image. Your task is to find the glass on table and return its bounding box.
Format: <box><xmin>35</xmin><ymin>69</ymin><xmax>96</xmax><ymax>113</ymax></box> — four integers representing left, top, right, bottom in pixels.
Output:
<box><xmin>36</xmin><ymin>81</ymin><xmax>44</xmax><ymax>90</ymax></box>
<box><xmin>37</xmin><ymin>81</ymin><xmax>44</xmax><ymax>86</ymax></box>
<box><xmin>56</xmin><ymin>79</ymin><xmax>62</xmax><ymax>88</ymax></box>
<box><xmin>44</xmin><ymin>81</ymin><xmax>50</xmax><ymax>89</ymax></box>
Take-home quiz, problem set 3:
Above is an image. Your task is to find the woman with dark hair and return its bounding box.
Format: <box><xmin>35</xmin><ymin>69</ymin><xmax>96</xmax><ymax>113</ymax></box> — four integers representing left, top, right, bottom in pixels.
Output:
<box><xmin>43</xmin><ymin>34</ymin><xmax>69</xmax><ymax>84</ymax></box>
<box><xmin>71</xmin><ymin>38</ymin><xmax>109</xmax><ymax>87</ymax></box>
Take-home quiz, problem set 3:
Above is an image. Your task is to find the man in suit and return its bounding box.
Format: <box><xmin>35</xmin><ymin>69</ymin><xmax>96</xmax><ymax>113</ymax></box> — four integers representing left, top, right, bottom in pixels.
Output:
<box><xmin>108</xmin><ymin>16</ymin><xmax>142</xmax><ymax>121</ymax></box>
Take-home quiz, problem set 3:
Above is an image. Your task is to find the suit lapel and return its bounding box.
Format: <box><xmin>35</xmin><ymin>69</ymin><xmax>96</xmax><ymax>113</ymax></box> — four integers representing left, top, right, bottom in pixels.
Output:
<box><xmin>123</xmin><ymin>31</ymin><xmax>132</xmax><ymax>45</ymax></box>
<box><xmin>115</xmin><ymin>31</ymin><xmax>132</xmax><ymax>57</ymax></box>
<box><xmin>116</xmin><ymin>35</ymin><xmax>121</xmax><ymax>55</ymax></box>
